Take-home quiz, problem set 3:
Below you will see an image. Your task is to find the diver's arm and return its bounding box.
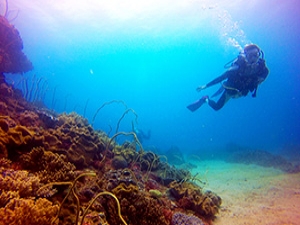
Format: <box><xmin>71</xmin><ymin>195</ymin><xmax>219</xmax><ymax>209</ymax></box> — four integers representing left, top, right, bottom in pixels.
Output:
<box><xmin>197</xmin><ymin>72</ymin><xmax>229</xmax><ymax>92</ymax></box>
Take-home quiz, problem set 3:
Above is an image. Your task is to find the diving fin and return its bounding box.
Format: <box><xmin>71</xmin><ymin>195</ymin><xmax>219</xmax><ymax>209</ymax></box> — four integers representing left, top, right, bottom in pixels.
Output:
<box><xmin>187</xmin><ymin>96</ymin><xmax>208</xmax><ymax>112</ymax></box>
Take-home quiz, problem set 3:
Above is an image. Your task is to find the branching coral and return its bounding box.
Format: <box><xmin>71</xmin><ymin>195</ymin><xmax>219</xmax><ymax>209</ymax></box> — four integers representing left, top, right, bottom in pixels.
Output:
<box><xmin>0</xmin><ymin>157</ymin><xmax>12</xmax><ymax>168</ymax></box>
<box><xmin>0</xmin><ymin>168</ymin><xmax>41</xmax><ymax>198</ymax></box>
<box><xmin>19</xmin><ymin>147</ymin><xmax>76</xmax><ymax>183</ymax></box>
<box><xmin>0</xmin><ymin>198</ymin><xmax>59</xmax><ymax>225</ymax></box>
<box><xmin>0</xmin><ymin>191</ymin><xmax>19</xmax><ymax>208</ymax></box>
<box><xmin>0</xmin><ymin>167</ymin><xmax>59</xmax><ymax>224</ymax></box>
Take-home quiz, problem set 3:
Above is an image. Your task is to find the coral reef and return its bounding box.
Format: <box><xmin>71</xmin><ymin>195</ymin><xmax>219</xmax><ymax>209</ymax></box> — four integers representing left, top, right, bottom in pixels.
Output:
<box><xmin>0</xmin><ymin>118</ymin><xmax>44</xmax><ymax>160</ymax></box>
<box><xmin>171</xmin><ymin>212</ymin><xmax>205</xmax><ymax>225</ymax></box>
<box><xmin>0</xmin><ymin>168</ymin><xmax>59</xmax><ymax>225</ymax></box>
<box><xmin>0</xmin><ymin>30</ymin><xmax>222</xmax><ymax>224</ymax></box>
<box><xmin>103</xmin><ymin>169</ymin><xmax>139</xmax><ymax>191</ymax></box>
<box><xmin>0</xmin><ymin>16</ymin><xmax>33</xmax><ymax>74</ymax></box>
<box><xmin>0</xmin><ymin>198</ymin><xmax>59</xmax><ymax>225</ymax></box>
<box><xmin>0</xmin><ymin>168</ymin><xmax>40</xmax><ymax>198</ymax></box>
<box><xmin>19</xmin><ymin>147</ymin><xmax>76</xmax><ymax>183</ymax></box>
<box><xmin>111</xmin><ymin>183</ymin><xmax>169</xmax><ymax>225</ymax></box>
<box><xmin>43</xmin><ymin>113</ymin><xmax>108</xmax><ymax>168</ymax></box>
<box><xmin>168</xmin><ymin>181</ymin><xmax>222</xmax><ymax>219</ymax></box>
<box><xmin>0</xmin><ymin>79</ymin><xmax>222</xmax><ymax>225</ymax></box>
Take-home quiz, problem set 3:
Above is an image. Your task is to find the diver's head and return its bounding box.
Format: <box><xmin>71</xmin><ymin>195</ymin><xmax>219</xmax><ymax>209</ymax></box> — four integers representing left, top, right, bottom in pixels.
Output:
<box><xmin>244</xmin><ymin>44</ymin><xmax>261</xmax><ymax>64</ymax></box>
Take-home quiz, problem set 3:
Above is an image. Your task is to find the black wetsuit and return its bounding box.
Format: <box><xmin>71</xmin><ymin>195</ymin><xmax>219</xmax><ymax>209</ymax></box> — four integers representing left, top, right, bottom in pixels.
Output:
<box><xmin>206</xmin><ymin>56</ymin><xmax>269</xmax><ymax>110</ymax></box>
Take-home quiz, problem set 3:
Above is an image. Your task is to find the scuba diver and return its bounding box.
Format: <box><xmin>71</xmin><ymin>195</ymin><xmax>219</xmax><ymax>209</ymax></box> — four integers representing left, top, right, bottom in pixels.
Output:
<box><xmin>187</xmin><ymin>44</ymin><xmax>269</xmax><ymax>111</ymax></box>
<box><xmin>132</xmin><ymin>122</ymin><xmax>151</xmax><ymax>143</ymax></box>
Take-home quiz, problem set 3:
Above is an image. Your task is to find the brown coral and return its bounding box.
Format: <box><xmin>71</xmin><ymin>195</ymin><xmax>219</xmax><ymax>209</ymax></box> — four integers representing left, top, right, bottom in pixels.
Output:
<box><xmin>18</xmin><ymin>110</ymin><xmax>43</xmax><ymax>128</ymax></box>
<box><xmin>109</xmin><ymin>183</ymin><xmax>169</xmax><ymax>225</ymax></box>
<box><xmin>0</xmin><ymin>15</ymin><xmax>33</xmax><ymax>74</ymax></box>
<box><xmin>0</xmin><ymin>79</ymin><xmax>32</xmax><ymax>115</ymax></box>
<box><xmin>0</xmin><ymin>121</ymin><xmax>43</xmax><ymax>160</ymax></box>
<box><xmin>0</xmin><ymin>191</ymin><xmax>19</xmax><ymax>208</ymax></box>
<box><xmin>168</xmin><ymin>181</ymin><xmax>222</xmax><ymax>218</ymax></box>
<box><xmin>102</xmin><ymin>169</ymin><xmax>139</xmax><ymax>191</ymax></box>
<box><xmin>43</xmin><ymin>113</ymin><xmax>107</xmax><ymax>168</ymax></box>
<box><xmin>0</xmin><ymin>198</ymin><xmax>58</xmax><ymax>225</ymax></box>
<box><xmin>19</xmin><ymin>147</ymin><xmax>76</xmax><ymax>183</ymax></box>
<box><xmin>0</xmin><ymin>168</ymin><xmax>40</xmax><ymax>198</ymax></box>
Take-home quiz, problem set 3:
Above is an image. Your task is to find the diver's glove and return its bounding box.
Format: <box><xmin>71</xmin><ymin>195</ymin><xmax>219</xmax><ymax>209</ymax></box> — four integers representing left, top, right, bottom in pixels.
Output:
<box><xmin>196</xmin><ymin>85</ymin><xmax>207</xmax><ymax>92</ymax></box>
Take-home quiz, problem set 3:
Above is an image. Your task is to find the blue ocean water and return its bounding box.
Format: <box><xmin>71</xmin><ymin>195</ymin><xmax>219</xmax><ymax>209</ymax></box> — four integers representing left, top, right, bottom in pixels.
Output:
<box><xmin>4</xmin><ymin>0</ymin><xmax>300</xmax><ymax>157</ymax></box>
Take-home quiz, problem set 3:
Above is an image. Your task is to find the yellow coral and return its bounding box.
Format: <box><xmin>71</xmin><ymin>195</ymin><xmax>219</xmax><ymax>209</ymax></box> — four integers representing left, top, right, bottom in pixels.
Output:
<box><xmin>0</xmin><ymin>198</ymin><xmax>58</xmax><ymax>225</ymax></box>
<box><xmin>0</xmin><ymin>191</ymin><xmax>19</xmax><ymax>208</ymax></box>
<box><xmin>0</xmin><ymin>169</ymin><xmax>40</xmax><ymax>198</ymax></box>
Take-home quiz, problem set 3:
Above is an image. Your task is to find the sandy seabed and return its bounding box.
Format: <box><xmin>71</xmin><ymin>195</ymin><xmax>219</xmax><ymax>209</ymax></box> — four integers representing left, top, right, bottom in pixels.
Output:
<box><xmin>190</xmin><ymin>160</ymin><xmax>300</xmax><ymax>225</ymax></box>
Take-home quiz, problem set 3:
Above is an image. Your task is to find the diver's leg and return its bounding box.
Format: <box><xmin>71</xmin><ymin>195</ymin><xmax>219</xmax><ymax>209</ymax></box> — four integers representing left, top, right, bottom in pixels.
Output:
<box><xmin>208</xmin><ymin>92</ymin><xmax>231</xmax><ymax>111</ymax></box>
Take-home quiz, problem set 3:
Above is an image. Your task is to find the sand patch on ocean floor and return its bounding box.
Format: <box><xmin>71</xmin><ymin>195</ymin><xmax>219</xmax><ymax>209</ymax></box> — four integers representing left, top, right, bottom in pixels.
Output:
<box><xmin>189</xmin><ymin>160</ymin><xmax>300</xmax><ymax>225</ymax></box>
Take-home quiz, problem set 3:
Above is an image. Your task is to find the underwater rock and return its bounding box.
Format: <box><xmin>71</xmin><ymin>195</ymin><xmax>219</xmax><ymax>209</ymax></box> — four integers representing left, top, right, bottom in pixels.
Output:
<box><xmin>0</xmin><ymin>16</ymin><xmax>33</xmax><ymax>74</ymax></box>
<box><xmin>227</xmin><ymin>149</ymin><xmax>300</xmax><ymax>173</ymax></box>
